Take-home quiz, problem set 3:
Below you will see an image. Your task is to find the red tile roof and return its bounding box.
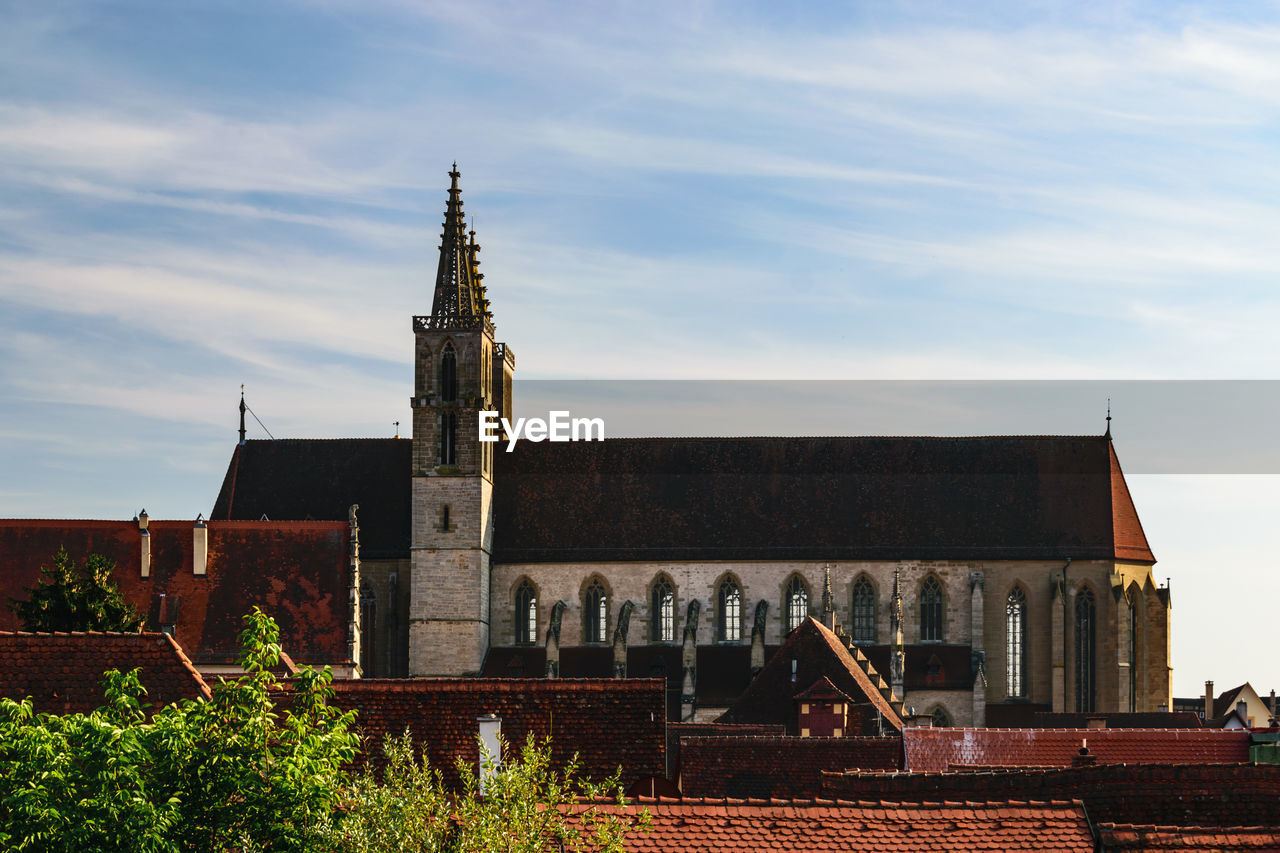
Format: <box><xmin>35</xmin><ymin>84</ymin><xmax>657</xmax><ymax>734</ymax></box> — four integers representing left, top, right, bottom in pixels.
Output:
<box><xmin>0</xmin><ymin>519</ymin><xmax>353</xmax><ymax>668</ymax></box>
<box><xmin>327</xmin><ymin>678</ymin><xmax>666</xmax><ymax>790</ymax></box>
<box><xmin>904</xmin><ymin>727</ymin><xmax>1252</xmax><ymax>772</ymax></box>
<box><xmin>0</xmin><ymin>631</ymin><xmax>211</xmax><ymax>714</ymax></box>
<box><xmin>820</xmin><ymin>763</ymin><xmax>1280</xmax><ymax>828</ymax></box>
<box><xmin>679</xmin><ymin>736</ymin><xmax>902</xmax><ymax>798</ymax></box>
<box><xmin>493</xmin><ymin>435</ymin><xmax>1155</xmax><ymax>563</ymax></box>
<box><xmin>718</xmin><ymin>617</ymin><xmax>902</xmax><ymax>733</ymax></box>
<box><xmin>1098</xmin><ymin>823</ymin><xmax>1280</xmax><ymax>851</ymax></box>
<box><xmin>572</xmin><ymin>799</ymin><xmax>1095</xmax><ymax>852</ymax></box>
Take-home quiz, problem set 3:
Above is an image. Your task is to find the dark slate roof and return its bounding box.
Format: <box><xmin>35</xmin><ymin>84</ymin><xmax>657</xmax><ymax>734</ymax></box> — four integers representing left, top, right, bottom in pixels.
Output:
<box><xmin>0</xmin><ymin>631</ymin><xmax>212</xmax><ymax>714</ymax></box>
<box><xmin>211</xmin><ymin>439</ymin><xmax>411</xmax><ymax>559</ymax></box>
<box><xmin>492</xmin><ymin>435</ymin><xmax>1154</xmax><ymax>563</ymax></box>
<box><xmin>0</xmin><ymin>519</ymin><xmax>353</xmax><ymax>668</ymax></box>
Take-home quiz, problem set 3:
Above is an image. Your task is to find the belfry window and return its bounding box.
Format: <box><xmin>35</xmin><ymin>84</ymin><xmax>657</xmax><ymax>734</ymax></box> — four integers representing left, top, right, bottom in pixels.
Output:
<box><xmin>785</xmin><ymin>575</ymin><xmax>808</xmax><ymax>633</ymax></box>
<box><xmin>440</xmin><ymin>413</ymin><xmax>456</xmax><ymax>466</ymax></box>
<box><xmin>515</xmin><ymin>580</ymin><xmax>536</xmax><ymax>645</ymax></box>
<box><xmin>920</xmin><ymin>576</ymin><xmax>944</xmax><ymax>642</ymax></box>
<box><xmin>441</xmin><ymin>344</ymin><xmax>457</xmax><ymax>402</ymax></box>
<box><xmin>718</xmin><ymin>578</ymin><xmax>741</xmax><ymax>642</ymax></box>
<box><xmin>584</xmin><ymin>579</ymin><xmax>607</xmax><ymax>643</ymax></box>
<box><xmin>851</xmin><ymin>576</ymin><xmax>875</xmax><ymax>643</ymax></box>
<box><xmin>1006</xmin><ymin>586</ymin><xmax>1027</xmax><ymax>699</ymax></box>
<box><xmin>1075</xmin><ymin>587</ymin><xmax>1096</xmax><ymax>712</ymax></box>
<box><xmin>652</xmin><ymin>576</ymin><xmax>675</xmax><ymax>643</ymax></box>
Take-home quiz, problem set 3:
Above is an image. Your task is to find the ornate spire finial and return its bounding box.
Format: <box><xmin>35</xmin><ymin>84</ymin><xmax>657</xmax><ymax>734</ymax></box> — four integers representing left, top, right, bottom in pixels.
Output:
<box><xmin>238</xmin><ymin>384</ymin><xmax>246</xmax><ymax>446</ymax></box>
<box><xmin>1105</xmin><ymin>398</ymin><xmax>1112</xmax><ymax>439</ymax></box>
<box><xmin>416</xmin><ymin>165</ymin><xmax>493</xmax><ymax>334</ymax></box>
<box><xmin>821</xmin><ymin>563</ymin><xmax>835</xmax><ymax>629</ymax></box>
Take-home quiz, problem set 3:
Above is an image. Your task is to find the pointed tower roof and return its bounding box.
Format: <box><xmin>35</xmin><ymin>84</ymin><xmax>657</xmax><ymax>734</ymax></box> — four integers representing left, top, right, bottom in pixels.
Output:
<box><xmin>416</xmin><ymin>165</ymin><xmax>493</xmax><ymax>334</ymax></box>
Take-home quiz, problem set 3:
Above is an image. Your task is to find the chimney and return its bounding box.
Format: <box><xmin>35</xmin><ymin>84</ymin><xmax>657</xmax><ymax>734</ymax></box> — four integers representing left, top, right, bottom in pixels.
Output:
<box><xmin>477</xmin><ymin>714</ymin><xmax>502</xmax><ymax>795</ymax></box>
<box><xmin>138</xmin><ymin>509</ymin><xmax>150</xmax><ymax>578</ymax></box>
<box><xmin>1205</xmin><ymin>680</ymin><xmax>1214</xmax><ymax>720</ymax></box>
<box><xmin>193</xmin><ymin>514</ymin><xmax>207</xmax><ymax>576</ymax></box>
<box><xmin>1072</xmin><ymin>739</ymin><xmax>1097</xmax><ymax>768</ymax></box>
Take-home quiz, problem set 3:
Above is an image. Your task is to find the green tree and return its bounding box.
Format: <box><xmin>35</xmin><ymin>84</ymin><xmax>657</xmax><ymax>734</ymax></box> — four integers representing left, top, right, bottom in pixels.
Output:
<box><xmin>0</xmin><ymin>609</ymin><xmax>359</xmax><ymax>853</ymax></box>
<box><xmin>321</xmin><ymin>732</ymin><xmax>646</xmax><ymax>853</ymax></box>
<box><xmin>9</xmin><ymin>546</ymin><xmax>144</xmax><ymax>632</ymax></box>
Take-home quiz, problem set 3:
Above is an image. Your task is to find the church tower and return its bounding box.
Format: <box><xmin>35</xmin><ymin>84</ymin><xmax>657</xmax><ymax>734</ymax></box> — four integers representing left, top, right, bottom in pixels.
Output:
<box><xmin>408</xmin><ymin>166</ymin><xmax>515</xmax><ymax>676</ymax></box>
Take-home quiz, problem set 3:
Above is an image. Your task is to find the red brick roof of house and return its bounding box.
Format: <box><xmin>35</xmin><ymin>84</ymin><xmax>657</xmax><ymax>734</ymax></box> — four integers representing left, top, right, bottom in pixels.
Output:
<box><xmin>0</xmin><ymin>631</ymin><xmax>211</xmax><ymax>714</ymax></box>
<box><xmin>1097</xmin><ymin>824</ymin><xmax>1280</xmax><ymax>851</ymax></box>
<box><xmin>493</xmin><ymin>434</ymin><xmax>1154</xmax><ymax>563</ymax></box>
<box><xmin>679</xmin><ymin>736</ymin><xmax>902</xmax><ymax>799</ymax></box>
<box><xmin>327</xmin><ymin>678</ymin><xmax>666</xmax><ymax>790</ymax></box>
<box><xmin>819</xmin><ymin>762</ymin><xmax>1280</xmax><ymax>828</ymax></box>
<box><xmin>718</xmin><ymin>617</ymin><xmax>903</xmax><ymax>734</ymax></box>
<box><xmin>571</xmin><ymin>798</ymin><xmax>1096</xmax><ymax>852</ymax></box>
<box><xmin>904</xmin><ymin>727</ymin><xmax>1252</xmax><ymax>772</ymax></box>
<box><xmin>0</xmin><ymin>519</ymin><xmax>353</xmax><ymax>669</ymax></box>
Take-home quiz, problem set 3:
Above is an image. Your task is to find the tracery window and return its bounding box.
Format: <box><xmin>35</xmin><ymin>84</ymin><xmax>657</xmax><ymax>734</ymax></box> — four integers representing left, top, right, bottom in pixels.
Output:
<box><xmin>785</xmin><ymin>575</ymin><xmax>809</xmax><ymax>633</ymax></box>
<box><xmin>515</xmin><ymin>580</ymin><xmax>537</xmax><ymax>645</ymax></box>
<box><xmin>651</xmin><ymin>576</ymin><xmax>675</xmax><ymax>643</ymax></box>
<box><xmin>441</xmin><ymin>344</ymin><xmax>457</xmax><ymax>402</ymax></box>
<box><xmin>930</xmin><ymin>706</ymin><xmax>952</xmax><ymax>728</ymax></box>
<box><xmin>1128</xmin><ymin>595</ymin><xmax>1138</xmax><ymax>712</ymax></box>
<box><xmin>1006</xmin><ymin>586</ymin><xmax>1027</xmax><ymax>699</ymax></box>
<box><xmin>1075</xmin><ymin>587</ymin><xmax>1096</xmax><ymax>712</ymax></box>
<box><xmin>718</xmin><ymin>578</ymin><xmax>741</xmax><ymax>642</ymax></box>
<box><xmin>850</xmin><ymin>576</ymin><xmax>875</xmax><ymax>643</ymax></box>
<box><xmin>584</xmin><ymin>578</ymin><xmax>607</xmax><ymax>643</ymax></box>
<box><xmin>920</xmin><ymin>576</ymin><xmax>944</xmax><ymax>642</ymax></box>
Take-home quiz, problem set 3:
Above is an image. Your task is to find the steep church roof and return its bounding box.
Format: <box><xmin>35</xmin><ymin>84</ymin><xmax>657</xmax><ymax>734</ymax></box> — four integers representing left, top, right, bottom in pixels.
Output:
<box><xmin>492</xmin><ymin>434</ymin><xmax>1155</xmax><ymax>563</ymax></box>
<box><xmin>211</xmin><ymin>438</ymin><xmax>411</xmax><ymax>559</ymax></box>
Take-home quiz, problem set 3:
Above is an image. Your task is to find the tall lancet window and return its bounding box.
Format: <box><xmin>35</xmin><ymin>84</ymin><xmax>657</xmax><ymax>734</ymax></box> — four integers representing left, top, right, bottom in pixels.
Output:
<box><xmin>584</xmin><ymin>578</ymin><xmax>607</xmax><ymax>643</ymax></box>
<box><xmin>1128</xmin><ymin>595</ymin><xmax>1138</xmax><ymax>712</ymax></box>
<box><xmin>441</xmin><ymin>344</ymin><xmax>457</xmax><ymax>402</ymax></box>
<box><xmin>515</xmin><ymin>580</ymin><xmax>537</xmax><ymax>645</ymax></box>
<box><xmin>785</xmin><ymin>575</ymin><xmax>809</xmax><ymax>633</ymax></box>
<box><xmin>651</xmin><ymin>576</ymin><xmax>675</xmax><ymax>643</ymax></box>
<box><xmin>1006</xmin><ymin>586</ymin><xmax>1027</xmax><ymax>699</ymax></box>
<box><xmin>1075</xmin><ymin>587</ymin><xmax>1096</xmax><ymax>712</ymax></box>
<box><xmin>718</xmin><ymin>578</ymin><xmax>741</xmax><ymax>642</ymax></box>
<box><xmin>851</xmin><ymin>577</ymin><xmax>875</xmax><ymax>643</ymax></box>
<box><xmin>440</xmin><ymin>413</ymin><xmax>457</xmax><ymax>466</ymax></box>
<box><xmin>359</xmin><ymin>582</ymin><xmax>376</xmax><ymax>676</ymax></box>
<box><xmin>920</xmin><ymin>576</ymin><xmax>944</xmax><ymax>642</ymax></box>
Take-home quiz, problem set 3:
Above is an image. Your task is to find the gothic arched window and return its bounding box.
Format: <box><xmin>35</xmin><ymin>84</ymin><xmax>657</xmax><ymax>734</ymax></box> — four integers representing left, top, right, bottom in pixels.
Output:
<box><xmin>1128</xmin><ymin>593</ymin><xmax>1139</xmax><ymax>712</ymax></box>
<box><xmin>1075</xmin><ymin>586</ymin><xmax>1096</xmax><ymax>712</ymax></box>
<box><xmin>851</xmin><ymin>576</ymin><xmax>875</xmax><ymax>643</ymax></box>
<box><xmin>930</xmin><ymin>706</ymin><xmax>952</xmax><ymax>728</ymax></box>
<box><xmin>920</xmin><ymin>576</ymin><xmax>944</xmax><ymax>642</ymax></box>
<box><xmin>440</xmin><ymin>413</ymin><xmax>457</xmax><ymax>466</ymax></box>
<box><xmin>1006</xmin><ymin>586</ymin><xmax>1027</xmax><ymax>699</ymax></box>
<box><xmin>651</xmin><ymin>576</ymin><xmax>675</xmax><ymax>643</ymax></box>
<box><xmin>718</xmin><ymin>578</ymin><xmax>741</xmax><ymax>642</ymax></box>
<box><xmin>515</xmin><ymin>580</ymin><xmax>537</xmax><ymax>645</ymax></box>
<box><xmin>584</xmin><ymin>578</ymin><xmax>607</xmax><ymax>643</ymax></box>
<box><xmin>441</xmin><ymin>344</ymin><xmax>457</xmax><ymax>402</ymax></box>
<box><xmin>785</xmin><ymin>575</ymin><xmax>809</xmax><ymax>633</ymax></box>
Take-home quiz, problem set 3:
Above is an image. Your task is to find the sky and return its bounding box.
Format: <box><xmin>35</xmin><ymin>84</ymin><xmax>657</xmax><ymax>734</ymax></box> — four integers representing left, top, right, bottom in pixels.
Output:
<box><xmin>3</xmin><ymin>0</ymin><xmax>1280</xmax><ymax>698</ymax></box>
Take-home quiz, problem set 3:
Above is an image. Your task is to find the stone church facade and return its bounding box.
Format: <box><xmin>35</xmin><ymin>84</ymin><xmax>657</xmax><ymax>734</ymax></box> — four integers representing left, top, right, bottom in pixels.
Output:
<box><xmin>213</xmin><ymin>169</ymin><xmax>1173</xmax><ymax>726</ymax></box>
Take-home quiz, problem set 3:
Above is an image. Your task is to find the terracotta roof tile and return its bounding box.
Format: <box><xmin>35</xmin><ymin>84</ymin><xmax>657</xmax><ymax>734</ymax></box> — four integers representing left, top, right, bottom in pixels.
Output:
<box><xmin>570</xmin><ymin>799</ymin><xmax>1094</xmax><ymax>851</ymax></box>
<box><xmin>1097</xmin><ymin>823</ymin><xmax>1280</xmax><ymax>851</ymax></box>
<box><xmin>0</xmin><ymin>631</ymin><xmax>211</xmax><ymax>713</ymax></box>
<box><xmin>680</xmin><ymin>735</ymin><xmax>902</xmax><ymax>798</ymax></box>
<box><xmin>904</xmin><ymin>727</ymin><xmax>1250</xmax><ymax>772</ymax></box>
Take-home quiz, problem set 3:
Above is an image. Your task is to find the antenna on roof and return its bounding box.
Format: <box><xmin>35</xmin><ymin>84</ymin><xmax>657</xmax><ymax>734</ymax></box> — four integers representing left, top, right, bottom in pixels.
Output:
<box><xmin>1105</xmin><ymin>398</ymin><xmax>1112</xmax><ymax>439</ymax></box>
<box><xmin>239</xmin><ymin>386</ymin><xmax>276</xmax><ymax>442</ymax></box>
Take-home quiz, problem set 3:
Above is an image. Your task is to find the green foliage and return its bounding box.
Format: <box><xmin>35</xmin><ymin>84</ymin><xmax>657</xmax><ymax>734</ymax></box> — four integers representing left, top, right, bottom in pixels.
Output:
<box><xmin>8</xmin><ymin>546</ymin><xmax>144</xmax><ymax>633</ymax></box>
<box><xmin>0</xmin><ymin>608</ymin><xmax>359</xmax><ymax>853</ymax></box>
<box><xmin>320</xmin><ymin>732</ymin><xmax>646</xmax><ymax>853</ymax></box>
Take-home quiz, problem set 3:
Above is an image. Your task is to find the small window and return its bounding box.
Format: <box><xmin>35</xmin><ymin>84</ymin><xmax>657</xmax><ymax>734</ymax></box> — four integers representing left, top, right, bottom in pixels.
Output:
<box><xmin>584</xmin><ymin>578</ymin><xmax>607</xmax><ymax>643</ymax></box>
<box><xmin>440</xmin><ymin>505</ymin><xmax>451</xmax><ymax>531</ymax></box>
<box><xmin>851</xmin><ymin>576</ymin><xmax>875</xmax><ymax>643</ymax></box>
<box><xmin>920</xmin><ymin>576</ymin><xmax>944</xmax><ymax>642</ymax></box>
<box><xmin>515</xmin><ymin>580</ymin><xmax>536</xmax><ymax>645</ymax></box>
<box><xmin>718</xmin><ymin>578</ymin><xmax>741</xmax><ymax>642</ymax></box>
<box><xmin>651</xmin><ymin>576</ymin><xmax>675</xmax><ymax>643</ymax></box>
<box><xmin>1006</xmin><ymin>586</ymin><xmax>1027</xmax><ymax>699</ymax></box>
<box><xmin>785</xmin><ymin>575</ymin><xmax>808</xmax><ymax>633</ymax></box>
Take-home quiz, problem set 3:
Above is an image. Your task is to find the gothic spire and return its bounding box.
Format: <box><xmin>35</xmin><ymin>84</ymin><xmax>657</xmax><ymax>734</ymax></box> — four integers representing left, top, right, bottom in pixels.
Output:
<box><xmin>423</xmin><ymin>164</ymin><xmax>493</xmax><ymax>333</ymax></box>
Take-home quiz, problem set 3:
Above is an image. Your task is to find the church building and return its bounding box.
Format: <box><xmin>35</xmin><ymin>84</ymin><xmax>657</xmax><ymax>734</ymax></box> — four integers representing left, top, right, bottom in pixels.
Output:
<box><xmin>212</xmin><ymin>168</ymin><xmax>1173</xmax><ymax>726</ymax></box>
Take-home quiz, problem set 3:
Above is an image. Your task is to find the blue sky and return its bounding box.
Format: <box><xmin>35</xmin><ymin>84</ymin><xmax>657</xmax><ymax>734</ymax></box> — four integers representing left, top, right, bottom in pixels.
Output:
<box><xmin>3</xmin><ymin>0</ymin><xmax>1280</xmax><ymax>697</ymax></box>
